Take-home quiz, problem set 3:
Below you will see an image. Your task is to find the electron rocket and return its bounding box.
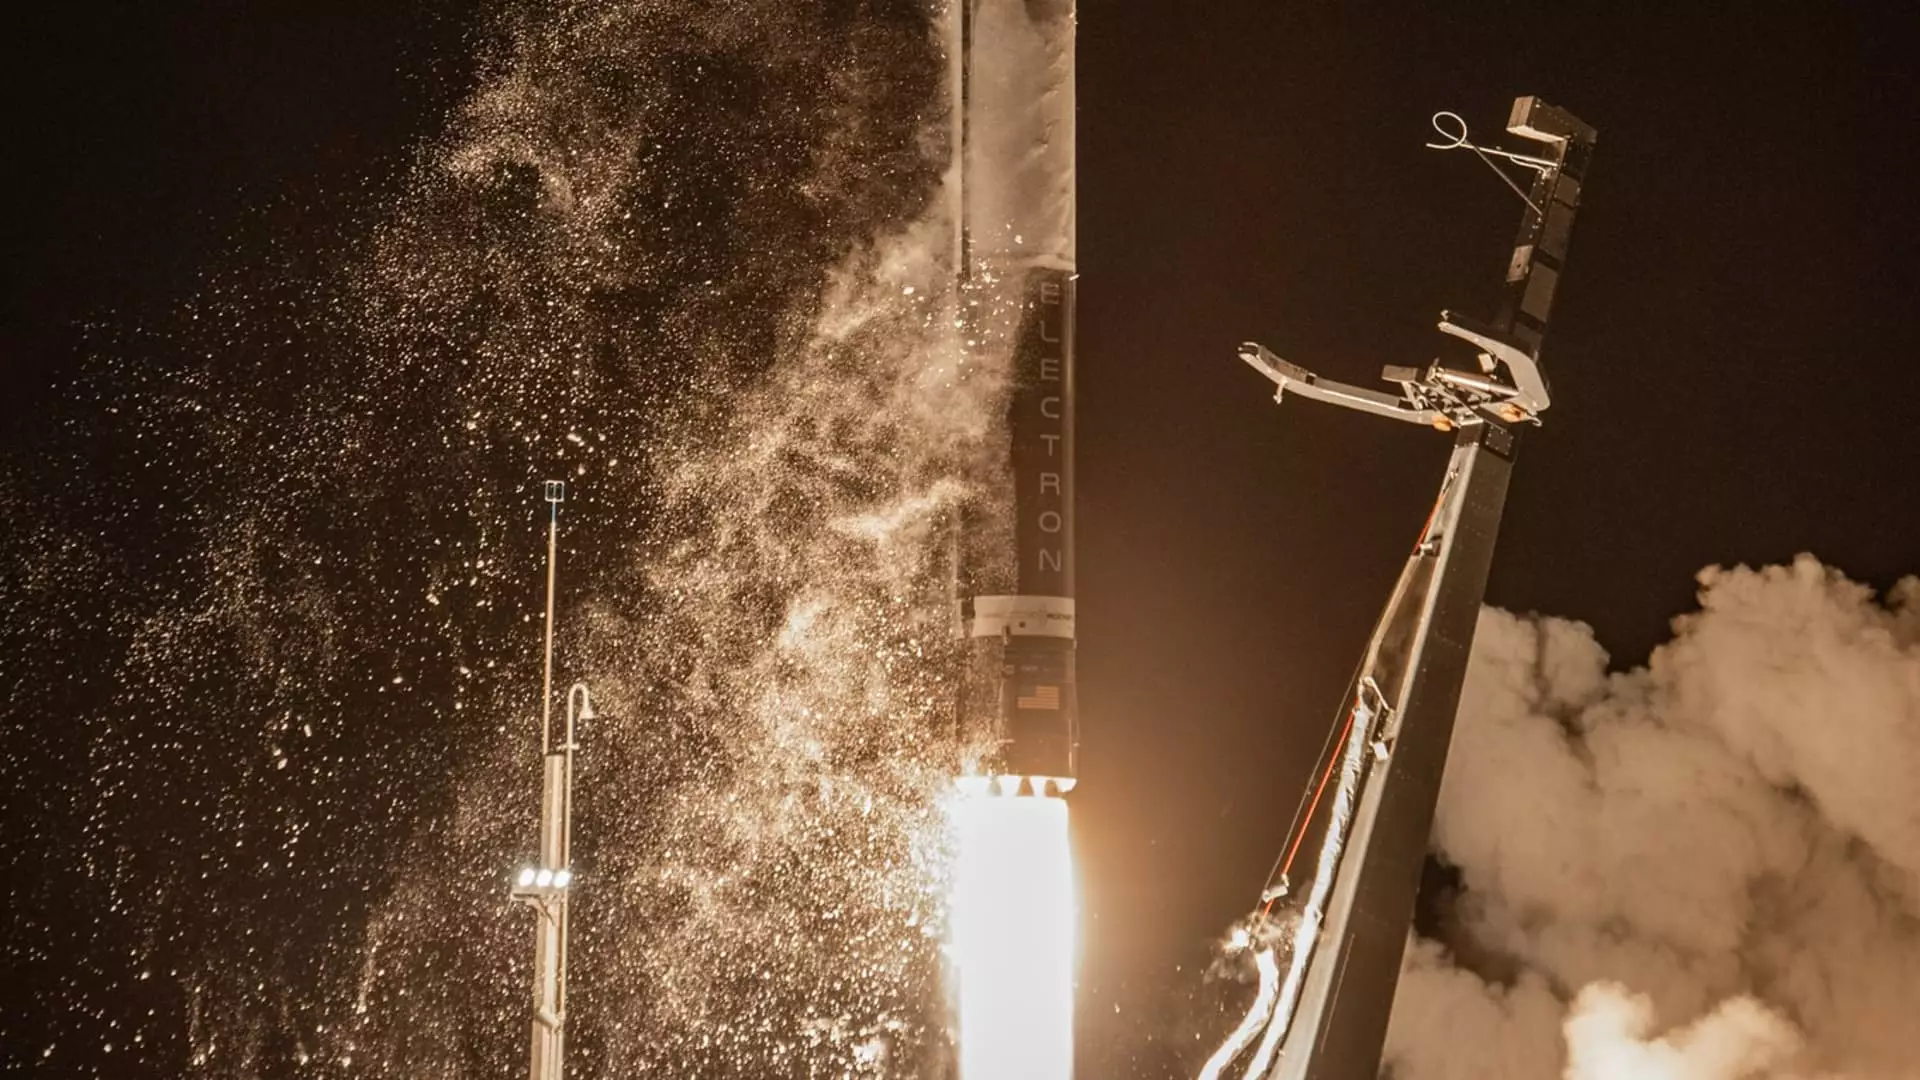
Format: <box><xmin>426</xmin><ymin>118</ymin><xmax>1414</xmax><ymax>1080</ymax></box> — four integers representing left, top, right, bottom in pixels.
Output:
<box><xmin>951</xmin><ymin>0</ymin><xmax>1079</xmax><ymax>795</ymax></box>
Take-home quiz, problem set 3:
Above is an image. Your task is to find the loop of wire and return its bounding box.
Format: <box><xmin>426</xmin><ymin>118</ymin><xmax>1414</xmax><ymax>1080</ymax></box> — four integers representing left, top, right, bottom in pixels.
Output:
<box><xmin>1425</xmin><ymin>110</ymin><xmax>1546</xmax><ymax>214</ymax></box>
<box><xmin>1425</xmin><ymin>110</ymin><xmax>1474</xmax><ymax>153</ymax></box>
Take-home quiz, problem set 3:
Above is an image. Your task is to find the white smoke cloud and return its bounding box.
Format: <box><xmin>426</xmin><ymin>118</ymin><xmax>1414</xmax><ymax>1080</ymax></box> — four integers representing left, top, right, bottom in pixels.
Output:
<box><xmin>1562</xmin><ymin>983</ymin><xmax>1803</xmax><ymax>1080</ymax></box>
<box><xmin>1384</xmin><ymin>555</ymin><xmax>1920</xmax><ymax>1080</ymax></box>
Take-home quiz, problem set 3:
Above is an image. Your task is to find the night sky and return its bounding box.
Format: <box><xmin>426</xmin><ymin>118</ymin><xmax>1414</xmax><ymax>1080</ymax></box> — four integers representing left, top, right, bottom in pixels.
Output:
<box><xmin>6</xmin><ymin>3</ymin><xmax>1919</xmax><ymax>1078</ymax></box>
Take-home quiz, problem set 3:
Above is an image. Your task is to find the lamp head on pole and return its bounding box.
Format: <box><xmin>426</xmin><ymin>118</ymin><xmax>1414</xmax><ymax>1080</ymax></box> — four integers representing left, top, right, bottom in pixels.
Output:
<box><xmin>569</xmin><ymin>682</ymin><xmax>596</xmax><ymax>723</ymax></box>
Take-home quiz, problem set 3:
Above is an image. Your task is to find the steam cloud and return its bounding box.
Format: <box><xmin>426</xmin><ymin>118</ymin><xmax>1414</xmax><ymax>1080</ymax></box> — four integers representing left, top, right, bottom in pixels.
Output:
<box><xmin>1384</xmin><ymin>556</ymin><xmax>1920</xmax><ymax>1080</ymax></box>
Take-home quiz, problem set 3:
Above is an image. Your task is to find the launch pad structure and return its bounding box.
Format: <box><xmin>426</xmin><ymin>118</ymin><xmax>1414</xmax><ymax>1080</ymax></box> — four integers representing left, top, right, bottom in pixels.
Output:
<box><xmin>507</xmin><ymin>480</ymin><xmax>596</xmax><ymax>1080</ymax></box>
<box><xmin>1215</xmin><ymin>97</ymin><xmax>1597</xmax><ymax>1080</ymax></box>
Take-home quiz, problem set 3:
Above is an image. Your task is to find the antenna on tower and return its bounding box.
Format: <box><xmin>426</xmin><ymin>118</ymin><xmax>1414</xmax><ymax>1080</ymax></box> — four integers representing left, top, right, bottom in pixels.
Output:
<box><xmin>509</xmin><ymin>479</ymin><xmax>593</xmax><ymax>1080</ymax></box>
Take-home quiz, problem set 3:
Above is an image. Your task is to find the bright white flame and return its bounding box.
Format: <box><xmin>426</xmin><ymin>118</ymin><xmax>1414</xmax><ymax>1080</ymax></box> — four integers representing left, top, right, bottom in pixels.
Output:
<box><xmin>951</xmin><ymin>792</ymin><xmax>1074</xmax><ymax>1080</ymax></box>
<box><xmin>517</xmin><ymin>868</ymin><xmax>536</xmax><ymax>888</ymax></box>
<box><xmin>535</xmin><ymin>868</ymin><xmax>553</xmax><ymax>887</ymax></box>
<box><xmin>956</xmin><ymin>775</ymin><xmax>992</xmax><ymax>797</ymax></box>
<box><xmin>553</xmin><ymin>868</ymin><xmax>572</xmax><ymax>889</ymax></box>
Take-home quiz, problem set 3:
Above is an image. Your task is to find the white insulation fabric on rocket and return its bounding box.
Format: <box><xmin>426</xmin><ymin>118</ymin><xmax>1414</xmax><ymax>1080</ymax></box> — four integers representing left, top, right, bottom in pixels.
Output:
<box><xmin>964</xmin><ymin>0</ymin><xmax>1076</xmax><ymax>271</ymax></box>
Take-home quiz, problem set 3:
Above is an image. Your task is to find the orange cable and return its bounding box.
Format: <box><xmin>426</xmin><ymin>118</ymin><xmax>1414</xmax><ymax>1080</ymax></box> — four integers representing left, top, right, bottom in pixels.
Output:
<box><xmin>1263</xmin><ymin>705</ymin><xmax>1356</xmax><ymax>918</ymax></box>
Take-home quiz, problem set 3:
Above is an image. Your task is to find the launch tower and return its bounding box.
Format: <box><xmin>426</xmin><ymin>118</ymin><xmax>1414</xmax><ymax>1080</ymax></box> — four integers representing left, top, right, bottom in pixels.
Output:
<box><xmin>508</xmin><ymin>481</ymin><xmax>595</xmax><ymax>1080</ymax></box>
<box><xmin>1210</xmin><ymin>97</ymin><xmax>1597</xmax><ymax>1080</ymax></box>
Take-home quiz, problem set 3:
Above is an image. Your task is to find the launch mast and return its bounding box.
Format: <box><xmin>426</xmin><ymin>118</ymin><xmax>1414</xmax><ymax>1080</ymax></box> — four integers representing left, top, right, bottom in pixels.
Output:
<box><xmin>1217</xmin><ymin>97</ymin><xmax>1596</xmax><ymax>1080</ymax></box>
<box><xmin>509</xmin><ymin>480</ymin><xmax>595</xmax><ymax>1080</ymax></box>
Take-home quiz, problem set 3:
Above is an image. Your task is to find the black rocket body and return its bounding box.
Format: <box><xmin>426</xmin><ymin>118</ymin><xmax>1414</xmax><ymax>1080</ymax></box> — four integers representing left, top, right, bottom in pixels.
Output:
<box><xmin>953</xmin><ymin>0</ymin><xmax>1079</xmax><ymax>790</ymax></box>
<box><xmin>987</xmin><ymin>266</ymin><xmax>1076</xmax><ymax>781</ymax></box>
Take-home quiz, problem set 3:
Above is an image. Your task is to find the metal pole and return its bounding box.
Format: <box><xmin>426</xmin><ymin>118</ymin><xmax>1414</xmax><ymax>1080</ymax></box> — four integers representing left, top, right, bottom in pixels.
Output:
<box><xmin>541</xmin><ymin>488</ymin><xmax>559</xmax><ymax>757</ymax></box>
<box><xmin>555</xmin><ymin>681</ymin><xmax>592</xmax><ymax>1070</ymax></box>
<box><xmin>513</xmin><ymin>480</ymin><xmax>572</xmax><ymax>1080</ymax></box>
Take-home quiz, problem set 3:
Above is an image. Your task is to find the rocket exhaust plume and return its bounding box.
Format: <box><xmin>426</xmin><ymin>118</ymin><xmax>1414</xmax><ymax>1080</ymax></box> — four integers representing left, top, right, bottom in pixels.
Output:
<box><xmin>951</xmin><ymin>793</ymin><xmax>1076</xmax><ymax>1080</ymax></box>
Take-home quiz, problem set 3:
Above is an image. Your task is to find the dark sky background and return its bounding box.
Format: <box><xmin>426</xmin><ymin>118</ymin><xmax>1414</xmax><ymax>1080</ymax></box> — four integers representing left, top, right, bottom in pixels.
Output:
<box><xmin>5</xmin><ymin>3</ymin><xmax>1919</xmax><ymax>1077</ymax></box>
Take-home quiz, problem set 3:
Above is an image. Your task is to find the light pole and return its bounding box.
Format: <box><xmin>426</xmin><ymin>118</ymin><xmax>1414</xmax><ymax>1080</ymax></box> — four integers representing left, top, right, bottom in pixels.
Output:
<box><xmin>510</xmin><ymin>480</ymin><xmax>593</xmax><ymax>1080</ymax></box>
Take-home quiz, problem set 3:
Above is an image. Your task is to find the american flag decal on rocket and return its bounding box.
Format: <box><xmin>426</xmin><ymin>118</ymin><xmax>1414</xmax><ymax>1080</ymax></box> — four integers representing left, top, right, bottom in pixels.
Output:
<box><xmin>1017</xmin><ymin>685</ymin><xmax>1062</xmax><ymax>711</ymax></box>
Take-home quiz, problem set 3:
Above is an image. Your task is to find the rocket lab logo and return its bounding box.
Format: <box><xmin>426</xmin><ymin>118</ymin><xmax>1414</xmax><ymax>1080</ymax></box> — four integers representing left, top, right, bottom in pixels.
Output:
<box><xmin>1017</xmin><ymin>685</ymin><xmax>1062</xmax><ymax>711</ymax></box>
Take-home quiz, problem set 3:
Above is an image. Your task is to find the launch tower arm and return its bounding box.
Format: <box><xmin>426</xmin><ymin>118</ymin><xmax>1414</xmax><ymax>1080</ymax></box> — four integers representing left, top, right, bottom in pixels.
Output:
<box><xmin>1238</xmin><ymin>345</ymin><xmax>1439</xmax><ymax>426</ymax></box>
<box><xmin>1238</xmin><ymin>343</ymin><xmax>1532</xmax><ymax>429</ymax></box>
<box><xmin>1208</xmin><ymin>96</ymin><xmax>1595</xmax><ymax>1080</ymax></box>
<box><xmin>1241</xmin><ymin>95</ymin><xmax>1595</xmax><ymax>432</ymax></box>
